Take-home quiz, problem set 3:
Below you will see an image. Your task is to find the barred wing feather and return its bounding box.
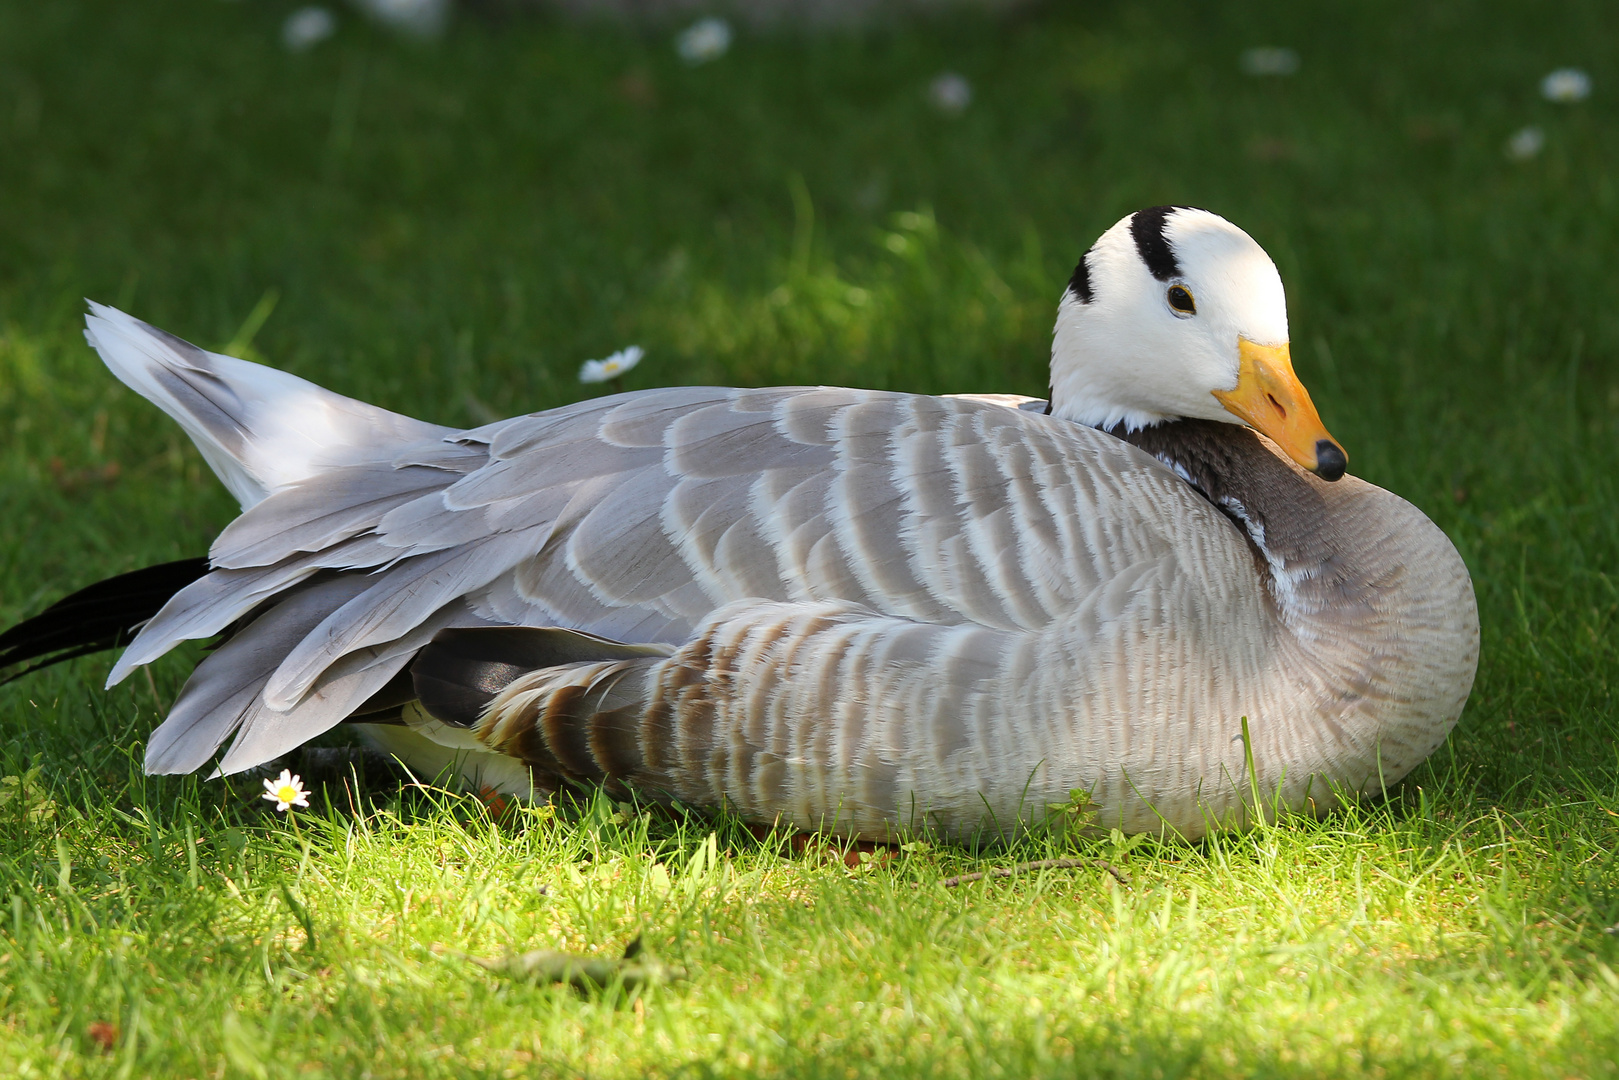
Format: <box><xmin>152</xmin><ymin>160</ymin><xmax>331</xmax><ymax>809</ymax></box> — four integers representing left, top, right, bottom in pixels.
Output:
<box><xmin>181</xmin><ymin>386</ymin><xmax>1181</xmax><ymax>642</ymax></box>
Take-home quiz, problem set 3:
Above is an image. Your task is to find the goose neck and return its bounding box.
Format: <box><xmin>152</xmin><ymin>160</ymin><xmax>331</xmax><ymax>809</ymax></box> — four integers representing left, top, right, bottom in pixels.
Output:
<box><xmin>1104</xmin><ymin>419</ymin><xmax>1348</xmax><ymax>626</ymax></box>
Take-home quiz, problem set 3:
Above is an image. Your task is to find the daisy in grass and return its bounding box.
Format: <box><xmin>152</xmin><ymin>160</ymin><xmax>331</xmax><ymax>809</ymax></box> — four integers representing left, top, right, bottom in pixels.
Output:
<box><xmin>282</xmin><ymin>7</ymin><xmax>336</xmax><ymax>53</ymax></box>
<box><xmin>929</xmin><ymin>73</ymin><xmax>972</xmax><ymax>114</ymax></box>
<box><xmin>1540</xmin><ymin>68</ymin><xmax>1591</xmax><ymax>104</ymax></box>
<box><xmin>1240</xmin><ymin>47</ymin><xmax>1300</xmax><ymax>76</ymax></box>
<box><xmin>353</xmin><ymin>0</ymin><xmax>449</xmax><ymax>39</ymax></box>
<box><xmin>579</xmin><ymin>346</ymin><xmax>644</xmax><ymax>385</ymax></box>
<box><xmin>1506</xmin><ymin>125</ymin><xmax>1545</xmax><ymax>160</ymax></box>
<box><xmin>262</xmin><ymin>770</ymin><xmax>310</xmax><ymax>812</ymax></box>
<box><xmin>676</xmin><ymin>18</ymin><xmax>732</xmax><ymax>66</ymax></box>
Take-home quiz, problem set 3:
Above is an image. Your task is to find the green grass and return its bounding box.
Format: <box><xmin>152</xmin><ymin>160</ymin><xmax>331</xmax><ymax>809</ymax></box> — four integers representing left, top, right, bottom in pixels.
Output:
<box><xmin>2</xmin><ymin>0</ymin><xmax>1618</xmax><ymax>1075</ymax></box>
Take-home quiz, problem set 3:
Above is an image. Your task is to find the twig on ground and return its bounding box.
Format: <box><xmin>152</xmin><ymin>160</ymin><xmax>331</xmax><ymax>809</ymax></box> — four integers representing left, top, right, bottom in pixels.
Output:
<box><xmin>939</xmin><ymin>857</ymin><xmax>1130</xmax><ymax>889</ymax></box>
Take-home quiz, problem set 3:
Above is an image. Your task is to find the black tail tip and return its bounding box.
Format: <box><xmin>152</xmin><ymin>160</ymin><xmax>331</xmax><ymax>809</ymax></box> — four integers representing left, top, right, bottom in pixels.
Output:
<box><xmin>0</xmin><ymin>557</ymin><xmax>210</xmax><ymax>684</ymax></box>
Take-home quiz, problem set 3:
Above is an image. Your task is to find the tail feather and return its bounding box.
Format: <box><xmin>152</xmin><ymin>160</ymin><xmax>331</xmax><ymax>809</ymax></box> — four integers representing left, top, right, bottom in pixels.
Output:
<box><xmin>201</xmin><ymin>596</ymin><xmax>479</xmax><ymax>777</ymax></box>
<box><xmin>105</xmin><ymin>557</ymin><xmax>333</xmax><ymax>687</ymax></box>
<box><xmin>84</xmin><ymin>302</ymin><xmax>451</xmax><ymax>509</ymax></box>
<box><xmin>0</xmin><ymin>559</ymin><xmax>211</xmax><ymax>685</ymax></box>
<box><xmin>142</xmin><ymin>575</ymin><xmax>374</xmax><ymax>774</ymax></box>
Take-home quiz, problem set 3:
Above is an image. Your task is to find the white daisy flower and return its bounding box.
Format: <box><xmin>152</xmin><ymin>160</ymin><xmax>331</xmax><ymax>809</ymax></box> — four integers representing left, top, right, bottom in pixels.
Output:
<box><xmin>262</xmin><ymin>769</ymin><xmax>310</xmax><ymax>812</ymax></box>
<box><xmin>282</xmin><ymin>7</ymin><xmax>336</xmax><ymax>53</ymax></box>
<box><xmin>1506</xmin><ymin>125</ymin><xmax>1545</xmax><ymax>160</ymax></box>
<box><xmin>579</xmin><ymin>346</ymin><xmax>645</xmax><ymax>384</ymax></box>
<box><xmin>1240</xmin><ymin>47</ymin><xmax>1300</xmax><ymax>77</ymax></box>
<box><xmin>352</xmin><ymin>0</ymin><xmax>449</xmax><ymax>39</ymax></box>
<box><xmin>676</xmin><ymin>17</ymin><xmax>732</xmax><ymax>65</ymax></box>
<box><xmin>928</xmin><ymin>73</ymin><xmax>972</xmax><ymax>114</ymax></box>
<box><xmin>1540</xmin><ymin>68</ymin><xmax>1591</xmax><ymax>104</ymax></box>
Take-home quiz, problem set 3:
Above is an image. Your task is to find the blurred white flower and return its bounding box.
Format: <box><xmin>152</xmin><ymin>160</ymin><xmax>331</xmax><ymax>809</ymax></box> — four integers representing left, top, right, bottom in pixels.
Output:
<box><xmin>1540</xmin><ymin>68</ymin><xmax>1591</xmax><ymax>103</ymax></box>
<box><xmin>1506</xmin><ymin>125</ymin><xmax>1544</xmax><ymax>160</ymax></box>
<box><xmin>352</xmin><ymin>0</ymin><xmax>450</xmax><ymax>39</ymax></box>
<box><xmin>928</xmin><ymin>72</ymin><xmax>972</xmax><ymax>114</ymax></box>
<box><xmin>262</xmin><ymin>769</ymin><xmax>310</xmax><ymax>812</ymax></box>
<box><xmin>1240</xmin><ymin>47</ymin><xmax>1300</xmax><ymax>77</ymax></box>
<box><xmin>580</xmin><ymin>346</ymin><xmax>645</xmax><ymax>384</ymax></box>
<box><xmin>676</xmin><ymin>17</ymin><xmax>732</xmax><ymax>65</ymax></box>
<box><xmin>282</xmin><ymin>7</ymin><xmax>336</xmax><ymax>53</ymax></box>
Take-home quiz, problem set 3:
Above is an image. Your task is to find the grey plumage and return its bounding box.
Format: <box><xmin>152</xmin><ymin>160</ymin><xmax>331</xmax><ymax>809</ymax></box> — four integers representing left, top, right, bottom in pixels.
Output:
<box><xmin>66</xmin><ymin>213</ymin><xmax>1478</xmax><ymax>842</ymax></box>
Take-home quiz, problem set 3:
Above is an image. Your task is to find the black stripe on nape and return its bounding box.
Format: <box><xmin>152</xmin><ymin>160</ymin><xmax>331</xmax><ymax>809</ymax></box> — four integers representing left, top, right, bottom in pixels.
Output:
<box><xmin>1066</xmin><ymin>248</ymin><xmax>1094</xmax><ymax>303</ymax></box>
<box><xmin>1130</xmin><ymin>205</ymin><xmax>1183</xmax><ymax>282</ymax></box>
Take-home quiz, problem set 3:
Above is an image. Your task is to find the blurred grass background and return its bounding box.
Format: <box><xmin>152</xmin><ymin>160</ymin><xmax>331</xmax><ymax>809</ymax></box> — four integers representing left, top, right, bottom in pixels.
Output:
<box><xmin>1</xmin><ymin>1</ymin><xmax>1617</xmax><ymax>1075</ymax></box>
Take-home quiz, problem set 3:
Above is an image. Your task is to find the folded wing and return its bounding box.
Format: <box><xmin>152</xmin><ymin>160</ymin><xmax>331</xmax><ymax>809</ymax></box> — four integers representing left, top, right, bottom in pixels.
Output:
<box><xmin>88</xmin><ymin>316</ymin><xmax>1187</xmax><ymax>778</ymax></box>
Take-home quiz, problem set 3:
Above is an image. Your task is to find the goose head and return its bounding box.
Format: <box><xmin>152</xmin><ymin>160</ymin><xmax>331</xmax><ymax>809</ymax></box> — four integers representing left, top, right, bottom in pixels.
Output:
<box><xmin>1050</xmin><ymin>205</ymin><xmax>1346</xmax><ymax>480</ymax></box>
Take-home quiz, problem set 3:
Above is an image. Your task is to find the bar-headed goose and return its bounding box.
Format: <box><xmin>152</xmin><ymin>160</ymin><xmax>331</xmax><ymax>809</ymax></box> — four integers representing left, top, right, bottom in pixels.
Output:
<box><xmin>0</xmin><ymin>206</ymin><xmax>1478</xmax><ymax>839</ymax></box>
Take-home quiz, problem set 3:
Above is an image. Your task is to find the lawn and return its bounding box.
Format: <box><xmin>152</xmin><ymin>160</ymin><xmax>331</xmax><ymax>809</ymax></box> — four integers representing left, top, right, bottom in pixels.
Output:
<box><xmin>2</xmin><ymin>0</ymin><xmax>1618</xmax><ymax>1075</ymax></box>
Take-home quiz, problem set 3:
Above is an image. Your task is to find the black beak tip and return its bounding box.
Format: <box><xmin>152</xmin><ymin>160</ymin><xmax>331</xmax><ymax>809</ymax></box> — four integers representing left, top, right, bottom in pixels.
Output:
<box><xmin>1314</xmin><ymin>440</ymin><xmax>1347</xmax><ymax>482</ymax></box>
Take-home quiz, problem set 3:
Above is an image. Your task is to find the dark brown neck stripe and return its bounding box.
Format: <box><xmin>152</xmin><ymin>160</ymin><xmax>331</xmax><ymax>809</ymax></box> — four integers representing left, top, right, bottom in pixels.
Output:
<box><xmin>1103</xmin><ymin>419</ymin><xmax>1336</xmax><ymax>578</ymax></box>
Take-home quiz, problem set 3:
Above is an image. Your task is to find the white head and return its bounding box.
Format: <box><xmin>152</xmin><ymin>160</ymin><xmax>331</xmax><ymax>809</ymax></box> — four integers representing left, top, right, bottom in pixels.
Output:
<box><xmin>1050</xmin><ymin>206</ymin><xmax>1345</xmax><ymax>479</ymax></box>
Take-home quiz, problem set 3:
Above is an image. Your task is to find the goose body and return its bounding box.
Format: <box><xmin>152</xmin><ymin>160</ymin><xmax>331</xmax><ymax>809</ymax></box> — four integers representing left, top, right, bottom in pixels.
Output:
<box><xmin>1</xmin><ymin>208</ymin><xmax>1478</xmax><ymax>840</ymax></box>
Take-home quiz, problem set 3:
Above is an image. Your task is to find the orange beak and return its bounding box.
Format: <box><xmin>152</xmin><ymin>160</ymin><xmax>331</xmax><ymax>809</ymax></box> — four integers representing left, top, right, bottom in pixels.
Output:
<box><xmin>1212</xmin><ymin>338</ymin><xmax>1347</xmax><ymax>480</ymax></box>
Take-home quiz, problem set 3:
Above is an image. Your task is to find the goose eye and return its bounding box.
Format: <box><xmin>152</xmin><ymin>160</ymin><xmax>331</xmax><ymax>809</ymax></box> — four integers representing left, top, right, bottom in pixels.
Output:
<box><xmin>1167</xmin><ymin>285</ymin><xmax>1196</xmax><ymax>315</ymax></box>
